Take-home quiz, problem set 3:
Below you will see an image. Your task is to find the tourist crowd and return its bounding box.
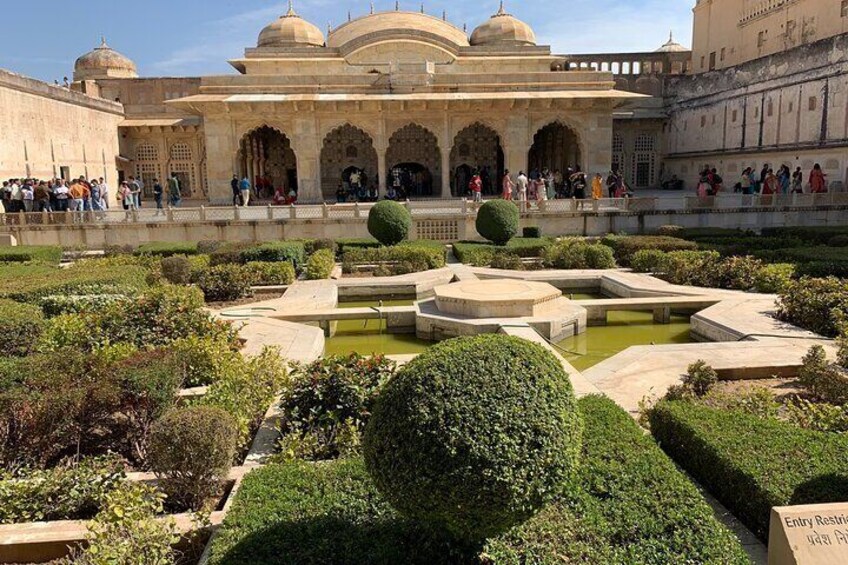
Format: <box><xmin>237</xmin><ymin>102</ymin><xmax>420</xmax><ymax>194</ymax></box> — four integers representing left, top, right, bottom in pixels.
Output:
<box><xmin>695</xmin><ymin>163</ymin><xmax>828</xmax><ymax>197</ymax></box>
<box><xmin>1</xmin><ymin>174</ymin><xmax>184</xmax><ymax>215</ymax></box>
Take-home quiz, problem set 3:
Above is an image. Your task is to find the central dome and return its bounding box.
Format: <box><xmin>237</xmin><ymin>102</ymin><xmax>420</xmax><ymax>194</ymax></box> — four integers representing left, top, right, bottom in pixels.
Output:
<box><xmin>258</xmin><ymin>2</ymin><xmax>325</xmax><ymax>48</ymax></box>
<box><xmin>328</xmin><ymin>11</ymin><xmax>470</xmax><ymax>50</ymax></box>
<box><xmin>74</xmin><ymin>37</ymin><xmax>138</xmax><ymax>81</ymax></box>
<box><xmin>471</xmin><ymin>2</ymin><xmax>536</xmax><ymax>46</ymax></box>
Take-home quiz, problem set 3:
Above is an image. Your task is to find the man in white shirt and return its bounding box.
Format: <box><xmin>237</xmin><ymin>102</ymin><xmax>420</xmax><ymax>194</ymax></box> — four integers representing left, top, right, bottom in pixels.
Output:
<box><xmin>98</xmin><ymin>178</ymin><xmax>110</xmax><ymax>209</ymax></box>
<box><xmin>516</xmin><ymin>171</ymin><xmax>529</xmax><ymax>213</ymax></box>
<box><xmin>9</xmin><ymin>180</ymin><xmax>22</xmax><ymax>213</ymax></box>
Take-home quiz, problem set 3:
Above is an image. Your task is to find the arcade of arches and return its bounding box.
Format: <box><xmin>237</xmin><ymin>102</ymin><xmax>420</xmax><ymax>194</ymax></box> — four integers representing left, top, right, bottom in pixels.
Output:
<box><xmin>238</xmin><ymin>126</ymin><xmax>298</xmax><ymax>198</ymax></box>
<box><xmin>223</xmin><ymin>118</ymin><xmax>611</xmax><ymax>203</ymax></box>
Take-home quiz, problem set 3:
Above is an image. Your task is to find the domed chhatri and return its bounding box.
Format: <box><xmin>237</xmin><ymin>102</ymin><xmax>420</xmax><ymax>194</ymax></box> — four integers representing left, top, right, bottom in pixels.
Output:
<box><xmin>655</xmin><ymin>31</ymin><xmax>688</xmax><ymax>53</ymax></box>
<box><xmin>470</xmin><ymin>1</ymin><xmax>536</xmax><ymax>47</ymax></box>
<box><xmin>73</xmin><ymin>37</ymin><xmax>138</xmax><ymax>81</ymax></box>
<box><xmin>258</xmin><ymin>0</ymin><xmax>325</xmax><ymax>48</ymax></box>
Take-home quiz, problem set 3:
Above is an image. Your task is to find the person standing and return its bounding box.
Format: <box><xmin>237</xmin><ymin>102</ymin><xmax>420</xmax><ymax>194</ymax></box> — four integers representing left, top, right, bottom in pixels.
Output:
<box><xmin>34</xmin><ymin>181</ymin><xmax>51</xmax><ymax>212</ymax></box>
<box><xmin>54</xmin><ymin>180</ymin><xmax>69</xmax><ymax>212</ymax></box>
<box><xmin>592</xmin><ymin>173</ymin><xmax>604</xmax><ymax>200</ymax></box>
<box><xmin>516</xmin><ymin>171</ymin><xmax>528</xmax><ymax>212</ymax></box>
<box><xmin>231</xmin><ymin>175</ymin><xmax>241</xmax><ymax>206</ymax></box>
<box><xmin>168</xmin><ymin>173</ymin><xmax>182</xmax><ymax>207</ymax></box>
<box><xmin>68</xmin><ymin>179</ymin><xmax>85</xmax><ymax>221</ymax></box>
<box><xmin>469</xmin><ymin>171</ymin><xmax>483</xmax><ymax>203</ymax></box>
<box><xmin>98</xmin><ymin>178</ymin><xmax>110</xmax><ymax>210</ymax></box>
<box><xmin>21</xmin><ymin>182</ymin><xmax>34</xmax><ymax>213</ymax></box>
<box><xmin>809</xmin><ymin>164</ymin><xmax>827</xmax><ymax>193</ymax></box>
<box><xmin>501</xmin><ymin>170</ymin><xmax>514</xmax><ymax>200</ymax></box>
<box><xmin>153</xmin><ymin>178</ymin><xmax>164</xmax><ymax>212</ymax></box>
<box><xmin>9</xmin><ymin>179</ymin><xmax>22</xmax><ymax>213</ymax></box>
<box><xmin>762</xmin><ymin>169</ymin><xmax>779</xmax><ymax>195</ymax></box>
<box><xmin>740</xmin><ymin>168</ymin><xmax>752</xmax><ymax>195</ymax></box>
<box><xmin>606</xmin><ymin>171</ymin><xmax>618</xmax><ymax>199</ymax></box>
<box><xmin>239</xmin><ymin>176</ymin><xmax>251</xmax><ymax>207</ymax></box>
<box><xmin>791</xmin><ymin>167</ymin><xmax>804</xmax><ymax>194</ymax></box>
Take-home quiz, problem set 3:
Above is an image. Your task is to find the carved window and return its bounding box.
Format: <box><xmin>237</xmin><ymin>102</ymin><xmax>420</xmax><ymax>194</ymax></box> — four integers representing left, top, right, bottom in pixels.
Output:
<box><xmin>767</xmin><ymin>99</ymin><xmax>774</xmax><ymax>117</ymax></box>
<box><xmin>136</xmin><ymin>143</ymin><xmax>159</xmax><ymax>162</ymax></box>
<box><xmin>809</xmin><ymin>96</ymin><xmax>818</xmax><ymax>111</ymax></box>
<box><xmin>842</xmin><ymin>0</ymin><xmax>848</xmax><ymax>17</ymax></box>
<box><xmin>170</xmin><ymin>143</ymin><xmax>192</xmax><ymax>162</ymax></box>
<box><xmin>732</xmin><ymin>109</ymin><xmax>738</xmax><ymax>123</ymax></box>
<box><xmin>758</xmin><ymin>30</ymin><xmax>768</xmax><ymax>48</ymax></box>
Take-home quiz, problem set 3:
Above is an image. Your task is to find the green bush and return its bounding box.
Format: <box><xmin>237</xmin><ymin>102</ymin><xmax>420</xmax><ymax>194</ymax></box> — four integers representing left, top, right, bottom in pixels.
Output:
<box><xmin>601</xmin><ymin>235</ymin><xmax>698</xmax><ymax>266</ymax></box>
<box><xmin>208</xmin><ymin>242</ymin><xmax>254</xmax><ymax>267</ymax></box>
<box><xmin>0</xmin><ymin>300</ymin><xmax>44</xmax><ymax>356</ymax></box>
<box><xmin>206</xmin><ymin>396</ymin><xmax>748</xmax><ymax>565</ymax></box>
<box><xmin>476</xmin><ymin>200</ymin><xmax>519</xmax><ymax>246</ymax></box>
<box><xmin>489</xmin><ymin>252</ymin><xmax>525</xmax><ymax>270</ymax></box>
<box><xmin>655</xmin><ymin>225</ymin><xmax>685</xmax><ymax>238</ymax></box>
<box><xmin>829</xmin><ymin>235</ymin><xmax>848</xmax><ymax>248</ymax></box>
<box><xmin>0</xmin><ymin>264</ymin><xmax>148</xmax><ymax>304</ymax></box>
<box><xmin>630</xmin><ymin>249</ymin><xmax>669</xmax><ymax>273</ymax></box>
<box><xmin>785</xmin><ymin>398</ymin><xmax>848</xmax><ymax>432</ymax></box>
<box><xmin>335</xmin><ymin>238</ymin><xmax>381</xmax><ymax>255</ymax></box>
<box><xmin>148</xmin><ymin>406</ymin><xmax>238</xmax><ymax>511</ymax></box>
<box><xmin>98</xmin><ymin>285</ymin><xmax>237</xmax><ymax>349</ymax></box>
<box><xmin>171</xmin><ymin>335</ymin><xmax>242</xmax><ymax>388</ymax></box>
<box><xmin>799</xmin><ymin>345</ymin><xmax>848</xmax><ymax>404</ymax></box>
<box><xmin>716</xmin><ymin>255</ymin><xmax>763</xmax><ymax>291</ymax></box>
<box><xmin>367</xmin><ymin>201</ymin><xmax>412</xmax><ymax>246</ymax></box>
<box><xmin>649</xmin><ymin>400</ymin><xmax>848</xmax><ymax>541</ymax></box>
<box><xmin>342</xmin><ymin>244</ymin><xmax>445</xmax><ymax>275</ymax></box>
<box><xmin>241</xmin><ymin>241</ymin><xmax>306</xmax><ymax>269</ymax></box>
<box><xmin>197</xmin><ymin>264</ymin><xmax>255</xmax><ymax>302</ymax></box>
<box><xmin>278</xmin><ymin>354</ymin><xmax>396</xmax><ymax>462</ymax></box>
<box><xmin>242</xmin><ymin>261</ymin><xmax>296</xmax><ymax>286</ymax></box>
<box><xmin>777</xmin><ymin>277</ymin><xmax>848</xmax><ymax>337</ymax></box>
<box><xmin>364</xmin><ymin>335</ymin><xmax>582</xmax><ymax>542</ymax></box>
<box><xmin>522</xmin><ymin>226</ymin><xmax>542</xmax><ymax>238</ymax></box>
<box><xmin>197</xmin><ymin>240</ymin><xmax>222</xmax><ymax>254</ymax></box>
<box><xmin>543</xmin><ymin>239</ymin><xmax>616</xmax><ymax>269</ymax></box>
<box><xmin>753</xmin><ymin>263</ymin><xmax>795</xmax><ymax>293</ymax></box>
<box><xmin>72</xmin><ymin>481</ymin><xmax>182</xmax><ymax>565</ymax></box>
<box><xmin>304</xmin><ymin>249</ymin><xmax>336</xmax><ymax>280</ymax></box>
<box><xmin>135</xmin><ymin>241</ymin><xmax>198</xmax><ymax>257</ymax></box>
<box><xmin>683</xmin><ymin>360</ymin><xmax>719</xmax><ymax>397</ymax></box>
<box><xmin>761</xmin><ymin>226</ymin><xmax>848</xmax><ymax>245</ymax></box>
<box><xmin>0</xmin><ymin>456</ymin><xmax>125</xmax><ymax>524</ymax></box>
<box><xmin>159</xmin><ymin>255</ymin><xmax>193</xmax><ymax>285</ymax></box>
<box><xmin>0</xmin><ymin>245</ymin><xmax>63</xmax><ymax>264</ymax></box>
<box><xmin>200</xmin><ymin>347</ymin><xmax>289</xmax><ymax>452</ymax></box>
<box><xmin>662</xmin><ymin>250</ymin><xmax>723</xmax><ymax>286</ymax></box>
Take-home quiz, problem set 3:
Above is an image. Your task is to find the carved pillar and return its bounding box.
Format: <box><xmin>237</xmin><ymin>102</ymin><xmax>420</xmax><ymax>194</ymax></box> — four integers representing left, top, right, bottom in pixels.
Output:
<box><xmin>376</xmin><ymin>141</ymin><xmax>387</xmax><ymax>195</ymax></box>
<box><xmin>292</xmin><ymin>116</ymin><xmax>322</xmax><ymax>203</ymax></box>
<box><xmin>440</xmin><ymin>116</ymin><xmax>451</xmax><ymax>199</ymax></box>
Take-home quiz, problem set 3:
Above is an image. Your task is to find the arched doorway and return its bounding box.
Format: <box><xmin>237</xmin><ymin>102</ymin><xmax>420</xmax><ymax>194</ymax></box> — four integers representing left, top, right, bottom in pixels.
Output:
<box><xmin>528</xmin><ymin>122</ymin><xmax>582</xmax><ymax>181</ymax></box>
<box><xmin>386</xmin><ymin>124</ymin><xmax>441</xmax><ymax>198</ymax></box>
<box><xmin>238</xmin><ymin>126</ymin><xmax>298</xmax><ymax>200</ymax></box>
<box><xmin>320</xmin><ymin>125</ymin><xmax>378</xmax><ymax>201</ymax></box>
<box><xmin>450</xmin><ymin>123</ymin><xmax>504</xmax><ymax>197</ymax></box>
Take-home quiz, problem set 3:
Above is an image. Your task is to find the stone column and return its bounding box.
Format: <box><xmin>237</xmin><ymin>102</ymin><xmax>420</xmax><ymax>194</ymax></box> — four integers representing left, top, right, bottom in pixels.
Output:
<box><xmin>202</xmin><ymin>116</ymin><xmax>237</xmax><ymax>204</ymax></box>
<box><xmin>586</xmin><ymin>110</ymin><xmax>613</xmax><ymax>179</ymax></box>
<box><xmin>376</xmin><ymin>141</ymin><xmax>387</xmax><ymax>195</ymax></box>
<box><xmin>440</xmin><ymin>116</ymin><xmax>452</xmax><ymax>199</ymax></box>
<box><xmin>292</xmin><ymin>117</ymin><xmax>322</xmax><ymax>203</ymax></box>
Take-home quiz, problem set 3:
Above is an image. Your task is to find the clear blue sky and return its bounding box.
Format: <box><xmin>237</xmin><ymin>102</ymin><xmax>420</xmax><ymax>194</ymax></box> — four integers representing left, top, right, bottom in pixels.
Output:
<box><xmin>1</xmin><ymin>0</ymin><xmax>694</xmax><ymax>82</ymax></box>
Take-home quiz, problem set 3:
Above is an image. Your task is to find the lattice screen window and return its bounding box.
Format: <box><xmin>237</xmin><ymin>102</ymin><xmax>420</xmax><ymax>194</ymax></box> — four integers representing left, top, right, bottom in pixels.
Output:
<box><xmin>136</xmin><ymin>143</ymin><xmax>159</xmax><ymax>162</ymax></box>
<box><xmin>634</xmin><ymin>134</ymin><xmax>655</xmax><ymax>152</ymax></box>
<box><xmin>631</xmin><ymin>134</ymin><xmax>657</xmax><ymax>188</ymax></box>
<box><xmin>612</xmin><ymin>134</ymin><xmax>624</xmax><ymax>172</ymax></box>
<box><xmin>169</xmin><ymin>164</ymin><xmax>195</xmax><ymax>198</ymax></box>
<box><xmin>416</xmin><ymin>220</ymin><xmax>459</xmax><ymax>242</ymax></box>
<box><xmin>170</xmin><ymin>143</ymin><xmax>192</xmax><ymax>161</ymax></box>
<box><xmin>135</xmin><ymin>163</ymin><xmax>160</xmax><ymax>196</ymax></box>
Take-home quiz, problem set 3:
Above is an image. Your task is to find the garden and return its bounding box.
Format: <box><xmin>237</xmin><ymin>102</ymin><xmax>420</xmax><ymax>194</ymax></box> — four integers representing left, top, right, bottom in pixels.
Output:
<box><xmin>2</xmin><ymin>197</ymin><xmax>848</xmax><ymax>563</ymax></box>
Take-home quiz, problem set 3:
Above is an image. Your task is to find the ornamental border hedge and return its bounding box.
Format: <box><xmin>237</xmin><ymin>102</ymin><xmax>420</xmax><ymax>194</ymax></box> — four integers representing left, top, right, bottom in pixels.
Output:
<box><xmin>206</xmin><ymin>396</ymin><xmax>749</xmax><ymax>564</ymax></box>
<box><xmin>601</xmin><ymin>235</ymin><xmax>698</xmax><ymax>266</ymax></box>
<box><xmin>649</xmin><ymin>400</ymin><xmax>848</xmax><ymax>541</ymax></box>
<box><xmin>0</xmin><ymin>264</ymin><xmax>149</xmax><ymax>304</ymax></box>
<box><xmin>0</xmin><ymin>245</ymin><xmax>63</xmax><ymax>264</ymax></box>
<box><xmin>134</xmin><ymin>242</ymin><xmax>199</xmax><ymax>257</ymax></box>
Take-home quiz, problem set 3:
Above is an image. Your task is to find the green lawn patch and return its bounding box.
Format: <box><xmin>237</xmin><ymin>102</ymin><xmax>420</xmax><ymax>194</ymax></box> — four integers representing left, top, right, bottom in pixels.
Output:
<box><xmin>207</xmin><ymin>396</ymin><xmax>749</xmax><ymax>564</ymax></box>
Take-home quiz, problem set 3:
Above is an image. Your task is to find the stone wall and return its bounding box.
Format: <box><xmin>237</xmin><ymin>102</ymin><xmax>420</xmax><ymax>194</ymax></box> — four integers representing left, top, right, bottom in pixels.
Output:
<box><xmin>664</xmin><ymin>34</ymin><xmax>848</xmax><ymax>190</ymax></box>
<box><xmin>0</xmin><ymin>69</ymin><xmax>124</xmax><ymax>182</ymax></box>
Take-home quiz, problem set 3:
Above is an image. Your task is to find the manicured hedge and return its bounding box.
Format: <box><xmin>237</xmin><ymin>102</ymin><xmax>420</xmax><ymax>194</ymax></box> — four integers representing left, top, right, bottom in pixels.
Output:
<box><xmin>0</xmin><ymin>300</ymin><xmax>44</xmax><ymax>357</ymax></box>
<box><xmin>241</xmin><ymin>241</ymin><xmax>306</xmax><ymax>270</ymax></box>
<box><xmin>601</xmin><ymin>235</ymin><xmax>698</xmax><ymax>266</ymax></box>
<box><xmin>756</xmin><ymin>246</ymin><xmax>848</xmax><ymax>278</ymax></box>
<box><xmin>304</xmin><ymin>249</ymin><xmax>336</xmax><ymax>280</ymax></box>
<box><xmin>543</xmin><ymin>239</ymin><xmax>617</xmax><ymax>269</ymax></box>
<box><xmin>650</xmin><ymin>400</ymin><xmax>848</xmax><ymax>541</ymax></box>
<box><xmin>335</xmin><ymin>238</ymin><xmax>382</xmax><ymax>255</ymax></box>
<box><xmin>761</xmin><ymin>226</ymin><xmax>848</xmax><ymax>245</ymax></box>
<box><xmin>476</xmin><ymin>200</ymin><xmax>519</xmax><ymax>245</ymax></box>
<box><xmin>134</xmin><ymin>241</ymin><xmax>198</xmax><ymax>257</ymax></box>
<box><xmin>206</xmin><ymin>396</ymin><xmax>748</xmax><ymax>564</ymax></box>
<box><xmin>453</xmin><ymin>238</ymin><xmax>552</xmax><ymax>264</ymax></box>
<box><xmin>777</xmin><ymin>277</ymin><xmax>848</xmax><ymax>337</ymax></box>
<box><xmin>0</xmin><ymin>245</ymin><xmax>63</xmax><ymax>264</ymax></box>
<box><xmin>0</xmin><ymin>264</ymin><xmax>148</xmax><ymax>304</ymax></box>
<box><xmin>341</xmin><ymin>242</ymin><xmax>446</xmax><ymax>274</ymax></box>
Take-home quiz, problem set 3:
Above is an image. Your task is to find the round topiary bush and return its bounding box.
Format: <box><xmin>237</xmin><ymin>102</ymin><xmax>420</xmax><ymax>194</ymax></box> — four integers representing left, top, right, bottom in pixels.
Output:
<box><xmin>367</xmin><ymin>201</ymin><xmax>412</xmax><ymax>246</ymax></box>
<box><xmin>476</xmin><ymin>200</ymin><xmax>519</xmax><ymax>245</ymax></box>
<box><xmin>148</xmin><ymin>406</ymin><xmax>238</xmax><ymax>511</ymax></box>
<box><xmin>363</xmin><ymin>334</ymin><xmax>582</xmax><ymax>542</ymax></box>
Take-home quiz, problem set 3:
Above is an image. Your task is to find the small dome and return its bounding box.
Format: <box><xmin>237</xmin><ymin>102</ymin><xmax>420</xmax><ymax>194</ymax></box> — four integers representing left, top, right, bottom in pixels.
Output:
<box><xmin>471</xmin><ymin>2</ymin><xmax>536</xmax><ymax>47</ymax></box>
<box><xmin>258</xmin><ymin>2</ymin><xmax>325</xmax><ymax>48</ymax></box>
<box><xmin>655</xmin><ymin>31</ymin><xmax>688</xmax><ymax>53</ymax></box>
<box><xmin>73</xmin><ymin>37</ymin><xmax>138</xmax><ymax>80</ymax></box>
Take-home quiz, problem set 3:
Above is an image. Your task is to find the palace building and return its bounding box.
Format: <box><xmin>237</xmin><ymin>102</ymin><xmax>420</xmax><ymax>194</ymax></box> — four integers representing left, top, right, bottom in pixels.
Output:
<box><xmin>1</xmin><ymin>0</ymin><xmax>845</xmax><ymax>201</ymax></box>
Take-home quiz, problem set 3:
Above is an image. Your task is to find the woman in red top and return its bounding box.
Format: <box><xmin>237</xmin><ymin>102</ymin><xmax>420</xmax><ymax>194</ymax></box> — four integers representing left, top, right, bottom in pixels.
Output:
<box><xmin>762</xmin><ymin>169</ymin><xmax>779</xmax><ymax>195</ymax></box>
<box><xmin>809</xmin><ymin>164</ymin><xmax>827</xmax><ymax>193</ymax></box>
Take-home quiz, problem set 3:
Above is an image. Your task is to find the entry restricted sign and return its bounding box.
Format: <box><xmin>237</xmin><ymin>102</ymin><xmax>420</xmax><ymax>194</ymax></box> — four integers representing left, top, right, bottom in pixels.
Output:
<box><xmin>769</xmin><ymin>503</ymin><xmax>848</xmax><ymax>564</ymax></box>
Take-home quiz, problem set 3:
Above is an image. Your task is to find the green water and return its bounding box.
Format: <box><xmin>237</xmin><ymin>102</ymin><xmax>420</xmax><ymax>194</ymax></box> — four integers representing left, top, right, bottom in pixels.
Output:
<box><xmin>564</xmin><ymin>292</ymin><xmax>605</xmax><ymax>300</ymax></box>
<box><xmin>325</xmin><ymin>300</ymin><xmax>431</xmax><ymax>357</ymax></box>
<box><xmin>556</xmin><ymin>311</ymin><xmax>691</xmax><ymax>371</ymax></box>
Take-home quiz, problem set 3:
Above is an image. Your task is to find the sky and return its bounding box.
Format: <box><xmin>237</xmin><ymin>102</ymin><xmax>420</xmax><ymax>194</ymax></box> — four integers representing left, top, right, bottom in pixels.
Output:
<box><xmin>0</xmin><ymin>0</ymin><xmax>695</xmax><ymax>83</ymax></box>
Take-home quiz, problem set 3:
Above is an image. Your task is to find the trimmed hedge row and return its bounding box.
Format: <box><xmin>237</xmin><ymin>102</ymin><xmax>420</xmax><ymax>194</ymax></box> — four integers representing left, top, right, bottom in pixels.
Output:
<box><xmin>0</xmin><ymin>245</ymin><xmax>63</xmax><ymax>264</ymax></box>
<box><xmin>453</xmin><ymin>238</ymin><xmax>552</xmax><ymax>264</ymax></box>
<box><xmin>601</xmin><ymin>235</ymin><xmax>698</xmax><ymax>266</ymax></box>
<box><xmin>207</xmin><ymin>396</ymin><xmax>749</xmax><ymax>564</ymax></box>
<box><xmin>135</xmin><ymin>241</ymin><xmax>199</xmax><ymax>257</ymax></box>
<box><xmin>777</xmin><ymin>277</ymin><xmax>848</xmax><ymax>337</ymax></box>
<box><xmin>0</xmin><ymin>264</ymin><xmax>148</xmax><ymax>304</ymax></box>
<box><xmin>649</xmin><ymin>400</ymin><xmax>848</xmax><ymax>541</ymax></box>
<box><xmin>240</xmin><ymin>241</ymin><xmax>306</xmax><ymax>270</ymax></box>
<box><xmin>761</xmin><ymin>226</ymin><xmax>848</xmax><ymax>245</ymax></box>
<box><xmin>304</xmin><ymin>249</ymin><xmax>336</xmax><ymax>280</ymax></box>
<box><xmin>341</xmin><ymin>242</ymin><xmax>446</xmax><ymax>275</ymax></box>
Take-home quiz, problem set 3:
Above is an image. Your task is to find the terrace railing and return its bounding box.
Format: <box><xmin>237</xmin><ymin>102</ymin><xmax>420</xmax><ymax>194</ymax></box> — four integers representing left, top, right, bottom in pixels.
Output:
<box><xmin>0</xmin><ymin>193</ymin><xmax>844</xmax><ymax>228</ymax></box>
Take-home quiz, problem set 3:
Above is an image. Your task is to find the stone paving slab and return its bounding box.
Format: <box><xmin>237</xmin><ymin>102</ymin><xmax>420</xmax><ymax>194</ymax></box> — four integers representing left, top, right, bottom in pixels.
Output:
<box><xmin>221</xmin><ymin>317</ymin><xmax>325</xmax><ymax>363</ymax></box>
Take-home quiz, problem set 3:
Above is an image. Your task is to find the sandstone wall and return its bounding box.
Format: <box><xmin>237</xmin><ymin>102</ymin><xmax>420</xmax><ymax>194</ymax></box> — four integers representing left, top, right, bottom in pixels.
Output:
<box><xmin>0</xmin><ymin>69</ymin><xmax>124</xmax><ymax>182</ymax></box>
